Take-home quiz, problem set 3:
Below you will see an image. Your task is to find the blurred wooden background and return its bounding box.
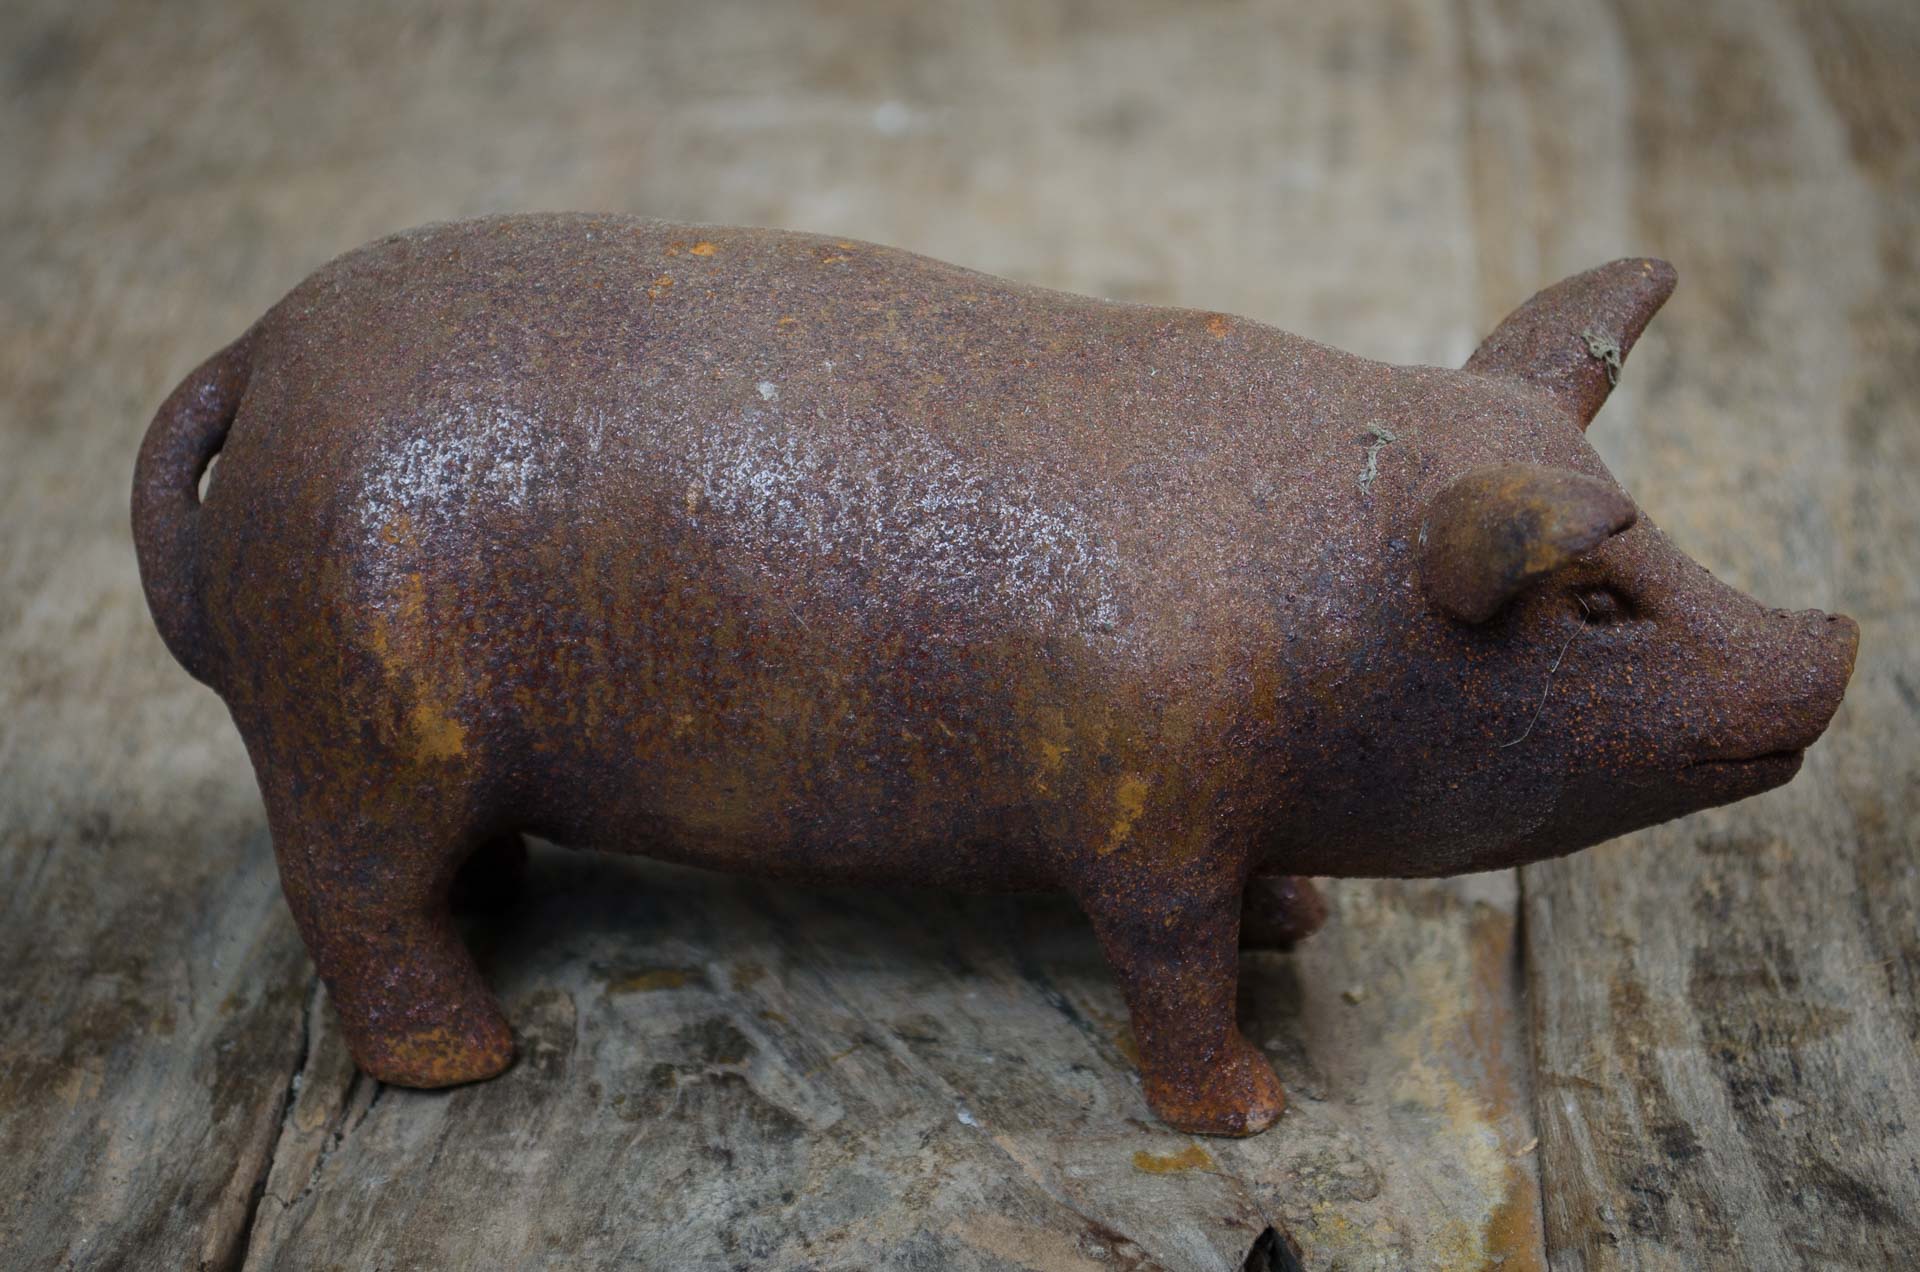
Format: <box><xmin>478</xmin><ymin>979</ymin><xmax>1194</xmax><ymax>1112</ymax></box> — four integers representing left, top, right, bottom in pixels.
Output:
<box><xmin>3</xmin><ymin>1</ymin><xmax>1916</xmax><ymax>1268</ymax></box>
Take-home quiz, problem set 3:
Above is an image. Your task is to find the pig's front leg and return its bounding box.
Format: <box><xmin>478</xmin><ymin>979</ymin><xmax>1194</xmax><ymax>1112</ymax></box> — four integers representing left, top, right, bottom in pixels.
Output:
<box><xmin>1239</xmin><ymin>874</ymin><xmax>1328</xmax><ymax>950</ymax></box>
<box><xmin>1076</xmin><ymin>871</ymin><xmax>1286</xmax><ymax>1136</ymax></box>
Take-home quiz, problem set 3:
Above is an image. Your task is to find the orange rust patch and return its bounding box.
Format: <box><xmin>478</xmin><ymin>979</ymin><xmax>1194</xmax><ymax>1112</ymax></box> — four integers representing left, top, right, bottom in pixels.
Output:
<box><xmin>1205</xmin><ymin>314</ymin><xmax>1231</xmax><ymax>338</ymax></box>
<box><xmin>608</xmin><ymin>968</ymin><xmax>696</xmax><ymax>993</ymax></box>
<box><xmin>377</xmin><ymin>510</ymin><xmax>415</xmax><ymax>545</ymax></box>
<box><xmin>689</xmin><ymin>241</ymin><xmax>717</xmax><ymax>256</ymax></box>
<box><xmin>1468</xmin><ymin>908</ymin><xmax>1548</xmax><ymax>1270</ymax></box>
<box><xmin>1103</xmin><ymin>773</ymin><xmax>1151</xmax><ymax>853</ymax></box>
<box><xmin>408</xmin><ymin>699</ymin><xmax>467</xmax><ymax>760</ymax></box>
<box><xmin>1130</xmin><ymin>1143</ymin><xmax>1214</xmax><ymax>1174</ymax></box>
<box><xmin>377</xmin><ymin>1024</ymin><xmax>507</xmax><ymax>1086</ymax></box>
<box><xmin>648</xmin><ymin>275</ymin><xmax>674</xmax><ymax>299</ymax></box>
<box><xmin>1483</xmin><ymin>1168</ymin><xmax>1547</xmax><ymax>1272</ymax></box>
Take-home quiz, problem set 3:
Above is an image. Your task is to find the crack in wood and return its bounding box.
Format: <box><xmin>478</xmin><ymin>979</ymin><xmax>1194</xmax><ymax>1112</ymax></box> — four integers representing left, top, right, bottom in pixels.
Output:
<box><xmin>213</xmin><ymin>977</ymin><xmax>317</xmax><ymax>1272</ymax></box>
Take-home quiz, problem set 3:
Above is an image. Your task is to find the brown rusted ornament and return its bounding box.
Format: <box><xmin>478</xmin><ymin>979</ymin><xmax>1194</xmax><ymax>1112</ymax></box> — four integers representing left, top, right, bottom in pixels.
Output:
<box><xmin>132</xmin><ymin>216</ymin><xmax>1857</xmax><ymax>1136</ymax></box>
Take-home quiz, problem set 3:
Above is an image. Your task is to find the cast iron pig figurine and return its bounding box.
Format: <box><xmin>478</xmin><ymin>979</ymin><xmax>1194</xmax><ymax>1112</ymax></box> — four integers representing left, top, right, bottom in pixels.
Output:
<box><xmin>133</xmin><ymin>215</ymin><xmax>1857</xmax><ymax>1136</ymax></box>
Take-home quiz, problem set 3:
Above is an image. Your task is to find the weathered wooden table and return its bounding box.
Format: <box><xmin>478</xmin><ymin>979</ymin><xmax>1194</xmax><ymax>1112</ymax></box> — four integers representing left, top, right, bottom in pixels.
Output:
<box><xmin>3</xmin><ymin>1</ymin><xmax>1915</xmax><ymax>1268</ymax></box>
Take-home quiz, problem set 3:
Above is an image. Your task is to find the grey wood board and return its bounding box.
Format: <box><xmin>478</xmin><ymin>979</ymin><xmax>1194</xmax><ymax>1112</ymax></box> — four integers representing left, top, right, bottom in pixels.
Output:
<box><xmin>4</xmin><ymin>0</ymin><xmax>1917</xmax><ymax>1267</ymax></box>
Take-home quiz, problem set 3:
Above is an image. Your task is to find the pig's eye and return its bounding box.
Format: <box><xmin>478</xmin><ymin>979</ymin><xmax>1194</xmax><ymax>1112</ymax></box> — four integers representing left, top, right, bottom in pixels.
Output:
<box><xmin>1574</xmin><ymin>586</ymin><xmax>1631</xmax><ymax>624</ymax></box>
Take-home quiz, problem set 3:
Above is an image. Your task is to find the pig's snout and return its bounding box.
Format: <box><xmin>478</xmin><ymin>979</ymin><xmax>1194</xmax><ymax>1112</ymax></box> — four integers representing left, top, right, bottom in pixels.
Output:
<box><xmin>1812</xmin><ymin>608</ymin><xmax>1860</xmax><ymax>658</ymax></box>
<box><xmin>1812</xmin><ymin>607</ymin><xmax>1860</xmax><ymax>704</ymax></box>
<box><xmin>1683</xmin><ymin>605</ymin><xmax>1855</xmax><ymax>781</ymax></box>
<box><xmin>1773</xmin><ymin>607</ymin><xmax>1859</xmax><ymax>743</ymax></box>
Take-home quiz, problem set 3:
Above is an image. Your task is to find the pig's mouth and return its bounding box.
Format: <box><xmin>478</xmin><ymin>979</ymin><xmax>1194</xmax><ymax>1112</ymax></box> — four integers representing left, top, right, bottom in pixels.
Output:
<box><xmin>1691</xmin><ymin>746</ymin><xmax>1805</xmax><ymax>768</ymax></box>
<box><xmin>1685</xmin><ymin>747</ymin><xmax>1807</xmax><ymax>786</ymax></box>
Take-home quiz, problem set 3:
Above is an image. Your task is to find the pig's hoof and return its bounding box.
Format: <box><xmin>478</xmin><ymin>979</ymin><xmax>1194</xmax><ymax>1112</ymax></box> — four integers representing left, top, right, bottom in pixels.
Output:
<box><xmin>349</xmin><ymin>1012</ymin><xmax>516</xmax><ymax>1089</ymax></box>
<box><xmin>1144</xmin><ymin>1035</ymin><xmax>1287</xmax><ymax>1137</ymax></box>
<box><xmin>1239</xmin><ymin>876</ymin><xmax>1329</xmax><ymax>951</ymax></box>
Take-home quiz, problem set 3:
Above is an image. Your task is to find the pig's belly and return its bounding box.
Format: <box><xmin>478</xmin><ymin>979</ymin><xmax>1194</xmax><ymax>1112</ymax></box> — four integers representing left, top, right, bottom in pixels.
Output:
<box><xmin>544</xmin><ymin>732</ymin><xmax>1062</xmax><ymax>893</ymax></box>
<box><xmin>508</xmin><ymin>621</ymin><xmax>1073</xmax><ymax>893</ymax></box>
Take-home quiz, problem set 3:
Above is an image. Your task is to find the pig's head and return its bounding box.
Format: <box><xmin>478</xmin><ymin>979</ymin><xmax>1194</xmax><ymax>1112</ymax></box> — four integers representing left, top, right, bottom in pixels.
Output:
<box><xmin>1291</xmin><ymin>260</ymin><xmax>1858</xmax><ymax>876</ymax></box>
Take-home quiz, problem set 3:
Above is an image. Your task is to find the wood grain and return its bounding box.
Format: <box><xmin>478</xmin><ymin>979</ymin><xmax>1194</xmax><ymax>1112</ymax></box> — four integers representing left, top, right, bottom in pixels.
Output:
<box><xmin>0</xmin><ymin>3</ymin><xmax>1536</xmax><ymax>1267</ymax></box>
<box><xmin>1473</xmin><ymin>0</ymin><xmax>1920</xmax><ymax>1266</ymax></box>
<box><xmin>230</xmin><ymin>859</ymin><xmax>1540</xmax><ymax>1270</ymax></box>
<box><xmin>1</xmin><ymin>0</ymin><xmax>1912</xmax><ymax>1267</ymax></box>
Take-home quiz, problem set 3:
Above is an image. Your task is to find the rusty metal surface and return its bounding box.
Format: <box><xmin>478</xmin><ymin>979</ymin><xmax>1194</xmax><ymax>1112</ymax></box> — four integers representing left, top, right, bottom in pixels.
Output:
<box><xmin>130</xmin><ymin>214</ymin><xmax>1857</xmax><ymax>1136</ymax></box>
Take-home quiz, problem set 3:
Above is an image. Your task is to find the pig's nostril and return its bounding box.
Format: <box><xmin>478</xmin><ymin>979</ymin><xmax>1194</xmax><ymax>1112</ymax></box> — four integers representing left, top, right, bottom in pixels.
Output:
<box><xmin>1823</xmin><ymin>613</ymin><xmax>1862</xmax><ymax>677</ymax></box>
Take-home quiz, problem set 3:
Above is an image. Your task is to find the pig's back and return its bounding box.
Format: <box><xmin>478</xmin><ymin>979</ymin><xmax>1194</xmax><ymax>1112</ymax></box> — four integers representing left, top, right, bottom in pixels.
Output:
<box><xmin>235</xmin><ymin>214</ymin><xmax>1160</xmax><ymax>622</ymax></box>
<box><xmin>200</xmin><ymin>215</ymin><xmax>1373</xmax><ymax>879</ymax></box>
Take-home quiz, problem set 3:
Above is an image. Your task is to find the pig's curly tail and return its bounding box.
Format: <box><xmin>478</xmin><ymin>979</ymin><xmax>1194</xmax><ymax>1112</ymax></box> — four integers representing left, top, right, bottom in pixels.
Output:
<box><xmin>131</xmin><ymin>332</ymin><xmax>253</xmax><ymax>688</ymax></box>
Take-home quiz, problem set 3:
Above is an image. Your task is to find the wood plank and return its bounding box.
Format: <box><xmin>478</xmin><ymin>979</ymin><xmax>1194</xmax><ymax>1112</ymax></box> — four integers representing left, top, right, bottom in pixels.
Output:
<box><xmin>1</xmin><ymin>0</ymin><xmax>1552</xmax><ymax>1266</ymax></box>
<box><xmin>0</xmin><ymin>306</ymin><xmax>315</xmax><ymax>1268</ymax></box>
<box><xmin>1467</xmin><ymin>0</ymin><xmax>1920</xmax><ymax>1265</ymax></box>
<box><xmin>236</xmin><ymin>858</ymin><xmax>1544</xmax><ymax>1271</ymax></box>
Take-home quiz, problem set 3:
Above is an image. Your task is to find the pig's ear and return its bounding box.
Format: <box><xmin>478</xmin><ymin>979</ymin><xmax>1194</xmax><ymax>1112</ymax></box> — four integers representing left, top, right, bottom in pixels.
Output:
<box><xmin>1464</xmin><ymin>259</ymin><xmax>1676</xmax><ymax>430</ymax></box>
<box><xmin>1419</xmin><ymin>464</ymin><xmax>1637</xmax><ymax>623</ymax></box>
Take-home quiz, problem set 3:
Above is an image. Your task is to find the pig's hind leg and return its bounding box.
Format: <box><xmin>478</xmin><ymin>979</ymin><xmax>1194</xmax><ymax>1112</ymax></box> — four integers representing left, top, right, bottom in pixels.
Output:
<box><xmin>1075</xmin><ymin>872</ymin><xmax>1286</xmax><ymax>1136</ymax></box>
<box><xmin>258</xmin><ymin>768</ymin><xmax>517</xmax><ymax>1089</ymax></box>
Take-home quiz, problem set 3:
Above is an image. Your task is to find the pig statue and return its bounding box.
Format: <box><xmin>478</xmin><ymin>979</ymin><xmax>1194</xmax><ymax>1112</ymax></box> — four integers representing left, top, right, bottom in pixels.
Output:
<box><xmin>133</xmin><ymin>215</ymin><xmax>1857</xmax><ymax>1136</ymax></box>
